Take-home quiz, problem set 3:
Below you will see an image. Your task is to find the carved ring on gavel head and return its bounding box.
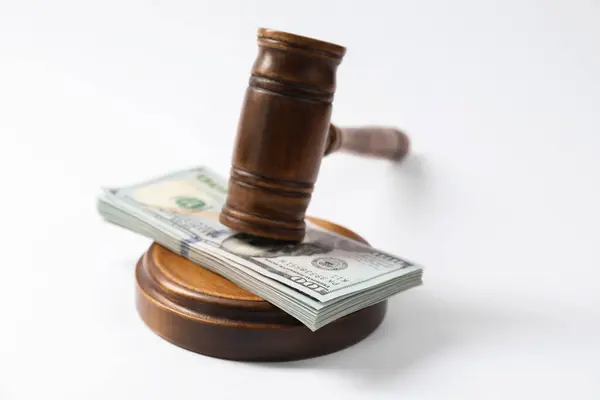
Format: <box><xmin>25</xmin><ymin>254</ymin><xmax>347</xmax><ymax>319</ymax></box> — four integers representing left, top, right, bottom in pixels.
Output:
<box><xmin>219</xmin><ymin>28</ymin><xmax>410</xmax><ymax>242</ymax></box>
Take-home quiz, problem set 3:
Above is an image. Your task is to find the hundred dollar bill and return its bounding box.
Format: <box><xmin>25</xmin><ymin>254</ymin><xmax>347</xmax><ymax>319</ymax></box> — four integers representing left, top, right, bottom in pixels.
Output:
<box><xmin>97</xmin><ymin>166</ymin><xmax>423</xmax><ymax>330</ymax></box>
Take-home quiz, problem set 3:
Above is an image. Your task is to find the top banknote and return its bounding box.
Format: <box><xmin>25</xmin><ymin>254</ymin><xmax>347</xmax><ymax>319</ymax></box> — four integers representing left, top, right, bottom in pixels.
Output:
<box><xmin>97</xmin><ymin>167</ymin><xmax>423</xmax><ymax>330</ymax></box>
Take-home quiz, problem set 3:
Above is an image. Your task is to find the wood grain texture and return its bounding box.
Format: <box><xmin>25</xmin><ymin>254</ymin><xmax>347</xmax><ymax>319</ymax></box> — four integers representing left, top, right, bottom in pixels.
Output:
<box><xmin>219</xmin><ymin>28</ymin><xmax>345</xmax><ymax>242</ymax></box>
<box><xmin>219</xmin><ymin>28</ymin><xmax>411</xmax><ymax>242</ymax></box>
<box><xmin>135</xmin><ymin>216</ymin><xmax>387</xmax><ymax>362</ymax></box>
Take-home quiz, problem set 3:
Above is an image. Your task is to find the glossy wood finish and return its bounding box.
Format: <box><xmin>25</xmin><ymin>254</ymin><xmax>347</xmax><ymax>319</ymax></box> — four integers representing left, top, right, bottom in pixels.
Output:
<box><xmin>219</xmin><ymin>28</ymin><xmax>345</xmax><ymax>242</ymax></box>
<box><xmin>135</xmin><ymin>216</ymin><xmax>387</xmax><ymax>362</ymax></box>
<box><xmin>219</xmin><ymin>28</ymin><xmax>410</xmax><ymax>242</ymax></box>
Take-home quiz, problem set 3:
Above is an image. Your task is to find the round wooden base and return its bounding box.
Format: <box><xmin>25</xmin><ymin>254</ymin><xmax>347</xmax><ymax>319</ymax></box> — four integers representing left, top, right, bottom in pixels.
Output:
<box><xmin>135</xmin><ymin>217</ymin><xmax>387</xmax><ymax>362</ymax></box>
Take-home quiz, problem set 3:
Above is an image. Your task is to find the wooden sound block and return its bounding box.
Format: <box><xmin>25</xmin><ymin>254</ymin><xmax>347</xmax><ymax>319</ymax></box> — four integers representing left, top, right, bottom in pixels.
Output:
<box><xmin>135</xmin><ymin>216</ymin><xmax>387</xmax><ymax>362</ymax></box>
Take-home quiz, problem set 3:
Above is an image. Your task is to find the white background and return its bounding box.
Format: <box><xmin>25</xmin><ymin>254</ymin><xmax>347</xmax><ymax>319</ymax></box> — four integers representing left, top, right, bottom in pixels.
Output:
<box><xmin>1</xmin><ymin>1</ymin><xmax>599</xmax><ymax>399</ymax></box>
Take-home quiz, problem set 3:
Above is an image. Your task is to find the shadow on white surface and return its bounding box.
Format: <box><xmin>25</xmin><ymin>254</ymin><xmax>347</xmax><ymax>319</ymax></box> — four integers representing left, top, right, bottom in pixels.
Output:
<box><xmin>392</xmin><ymin>151</ymin><xmax>430</xmax><ymax>180</ymax></box>
<box><xmin>251</xmin><ymin>290</ymin><xmax>538</xmax><ymax>386</ymax></box>
<box><xmin>388</xmin><ymin>150</ymin><xmax>447</xmax><ymax>208</ymax></box>
<box><xmin>386</xmin><ymin>152</ymin><xmax>435</xmax><ymax>214</ymax></box>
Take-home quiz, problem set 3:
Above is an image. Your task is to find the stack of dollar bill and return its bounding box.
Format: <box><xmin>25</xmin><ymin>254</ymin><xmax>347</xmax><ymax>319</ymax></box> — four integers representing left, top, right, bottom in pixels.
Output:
<box><xmin>97</xmin><ymin>167</ymin><xmax>423</xmax><ymax>331</ymax></box>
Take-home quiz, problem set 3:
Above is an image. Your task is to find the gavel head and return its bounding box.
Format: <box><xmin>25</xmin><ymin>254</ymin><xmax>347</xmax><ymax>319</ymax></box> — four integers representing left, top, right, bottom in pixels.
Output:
<box><xmin>219</xmin><ymin>28</ymin><xmax>346</xmax><ymax>242</ymax></box>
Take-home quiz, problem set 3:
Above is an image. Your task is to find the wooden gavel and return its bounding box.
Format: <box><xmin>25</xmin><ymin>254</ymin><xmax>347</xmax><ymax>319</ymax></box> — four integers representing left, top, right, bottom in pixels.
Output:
<box><xmin>219</xmin><ymin>28</ymin><xmax>410</xmax><ymax>242</ymax></box>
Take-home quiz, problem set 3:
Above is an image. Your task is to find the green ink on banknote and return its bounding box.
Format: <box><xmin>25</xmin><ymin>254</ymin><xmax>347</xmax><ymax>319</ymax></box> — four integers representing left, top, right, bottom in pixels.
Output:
<box><xmin>176</xmin><ymin>196</ymin><xmax>206</xmax><ymax>210</ymax></box>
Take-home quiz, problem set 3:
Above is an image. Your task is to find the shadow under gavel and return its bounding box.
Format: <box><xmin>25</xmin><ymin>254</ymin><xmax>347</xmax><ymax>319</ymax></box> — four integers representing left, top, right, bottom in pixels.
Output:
<box><xmin>219</xmin><ymin>28</ymin><xmax>410</xmax><ymax>242</ymax></box>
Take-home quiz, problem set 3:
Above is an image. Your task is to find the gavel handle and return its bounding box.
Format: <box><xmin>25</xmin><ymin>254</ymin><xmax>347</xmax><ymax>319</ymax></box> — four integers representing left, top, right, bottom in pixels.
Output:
<box><xmin>324</xmin><ymin>124</ymin><xmax>410</xmax><ymax>161</ymax></box>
